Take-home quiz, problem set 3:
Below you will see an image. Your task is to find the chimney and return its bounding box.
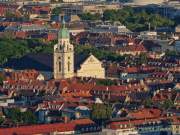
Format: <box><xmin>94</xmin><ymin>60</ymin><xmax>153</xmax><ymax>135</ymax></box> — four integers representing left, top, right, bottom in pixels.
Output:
<box><xmin>106</xmin><ymin>86</ymin><xmax>109</xmax><ymax>91</ymax></box>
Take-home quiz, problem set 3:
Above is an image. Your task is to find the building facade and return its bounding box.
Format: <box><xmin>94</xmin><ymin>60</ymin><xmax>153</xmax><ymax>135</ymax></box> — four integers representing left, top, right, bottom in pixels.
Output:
<box><xmin>76</xmin><ymin>54</ymin><xmax>105</xmax><ymax>79</ymax></box>
<box><xmin>54</xmin><ymin>21</ymin><xmax>74</xmax><ymax>79</ymax></box>
<box><xmin>54</xmin><ymin>21</ymin><xmax>105</xmax><ymax>79</ymax></box>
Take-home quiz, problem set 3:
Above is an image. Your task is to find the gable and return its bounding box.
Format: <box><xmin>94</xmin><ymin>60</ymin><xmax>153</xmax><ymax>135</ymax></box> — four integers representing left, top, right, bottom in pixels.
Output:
<box><xmin>81</xmin><ymin>55</ymin><xmax>101</xmax><ymax>65</ymax></box>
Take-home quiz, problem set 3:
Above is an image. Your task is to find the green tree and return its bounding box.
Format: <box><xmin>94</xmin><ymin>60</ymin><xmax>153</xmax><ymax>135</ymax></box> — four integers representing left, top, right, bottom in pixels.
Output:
<box><xmin>75</xmin><ymin>45</ymin><xmax>124</xmax><ymax>62</ymax></box>
<box><xmin>5</xmin><ymin>108</ymin><xmax>37</xmax><ymax>124</ymax></box>
<box><xmin>6</xmin><ymin>108</ymin><xmax>22</xmax><ymax>123</ymax></box>
<box><xmin>52</xmin><ymin>7</ymin><xmax>62</xmax><ymax>16</ymax></box>
<box><xmin>91</xmin><ymin>104</ymin><xmax>112</xmax><ymax>121</ymax></box>
<box><xmin>0</xmin><ymin>116</ymin><xmax>4</xmax><ymax>125</ymax></box>
<box><xmin>0</xmin><ymin>75</ymin><xmax>4</xmax><ymax>86</ymax></box>
<box><xmin>96</xmin><ymin>79</ymin><xmax>116</xmax><ymax>86</ymax></box>
<box><xmin>0</xmin><ymin>38</ymin><xmax>55</xmax><ymax>65</ymax></box>
<box><xmin>79</xmin><ymin>12</ymin><xmax>101</xmax><ymax>21</ymax></box>
<box><xmin>102</xmin><ymin>7</ymin><xmax>174</xmax><ymax>32</ymax></box>
<box><xmin>138</xmin><ymin>53</ymin><xmax>147</xmax><ymax>65</ymax></box>
<box><xmin>22</xmin><ymin>110</ymin><xmax>37</xmax><ymax>124</ymax></box>
<box><xmin>144</xmin><ymin>98</ymin><xmax>153</xmax><ymax>108</ymax></box>
<box><xmin>161</xmin><ymin>99</ymin><xmax>174</xmax><ymax>110</ymax></box>
<box><xmin>5</xmin><ymin>11</ymin><xmax>16</xmax><ymax>18</ymax></box>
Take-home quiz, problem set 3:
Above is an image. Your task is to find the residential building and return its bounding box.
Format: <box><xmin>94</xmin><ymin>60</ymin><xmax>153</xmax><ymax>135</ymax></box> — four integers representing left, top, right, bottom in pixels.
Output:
<box><xmin>0</xmin><ymin>118</ymin><xmax>101</xmax><ymax>135</ymax></box>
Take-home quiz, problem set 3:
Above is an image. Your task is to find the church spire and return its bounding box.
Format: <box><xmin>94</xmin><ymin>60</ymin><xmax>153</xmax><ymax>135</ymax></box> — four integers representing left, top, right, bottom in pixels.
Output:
<box><xmin>62</xmin><ymin>16</ymin><xmax>66</xmax><ymax>28</ymax></box>
<box><xmin>58</xmin><ymin>16</ymin><xmax>69</xmax><ymax>39</ymax></box>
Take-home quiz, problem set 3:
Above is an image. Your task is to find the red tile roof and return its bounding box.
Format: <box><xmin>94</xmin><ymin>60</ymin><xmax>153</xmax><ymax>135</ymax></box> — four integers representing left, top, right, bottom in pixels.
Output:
<box><xmin>128</xmin><ymin>108</ymin><xmax>162</xmax><ymax>119</ymax></box>
<box><xmin>108</xmin><ymin>117</ymin><xmax>165</xmax><ymax>130</ymax></box>
<box><xmin>0</xmin><ymin>119</ymin><xmax>94</xmax><ymax>135</ymax></box>
<box><xmin>117</xmin><ymin>45</ymin><xmax>147</xmax><ymax>52</ymax></box>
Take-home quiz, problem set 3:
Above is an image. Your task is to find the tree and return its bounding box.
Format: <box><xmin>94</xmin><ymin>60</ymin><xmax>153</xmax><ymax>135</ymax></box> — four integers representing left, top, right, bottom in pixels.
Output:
<box><xmin>0</xmin><ymin>75</ymin><xmax>4</xmax><ymax>86</ymax></box>
<box><xmin>6</xmin><ymin>108</ymin><xmax>22</xmax><ymax>123</ymax></box>
<box><xmin>96</xmin><ymin>79</ymin><xmax>116</xmax><ymax>86</ymax></box>
<box><xmin>144</xmin><ymin>98</ymin><xmax>153</xmax><ymax>108</ymax></box>
<box><xmin>138</xmin><ymin>53</ymin><xmax>147</xmax><ymax>65</ymax></box>
<box><xmin>102</xmin><ymin>7</ymin><xmax>174</xmax><ymax>32</ymax></box>
<box><xmin>5</xmin><ymin>108</ymin><xmax>37</xmax><ymax>124</ymax></box>
<box><xmin>91</xmin><ymin>104</ymin><xmax>112</xmax><ymax>121</ymax></box>
<box><xmin>22</xmin><ymin>110</ymin><xmax>37</xmax><ymax>124</ymax></box>
<box><xmin>5</xmin><ymin>11</ymin><xmax>16</xmax><ymax>19</ymax></box>
<box><xmin>52</xmin><ymin>7</ymin><xmax>62</xmax><ymax>16</ymax></box>
<box><xmin>74</xmin><ymin>45</ymin><xmax>124</xmax><ymax>62</ymax></box>
<box><xmin>79</xmin><ymin>12</ymin><xmax>101</xmax><ymax>21</ymax></box>
<box><xmin>161</xmin><ymin>99</ymin><xmax>174</xmax><ymax>110</ymax></box>
<box><xmin>0</xmin><ymin>38</ymin><xmax>55</xmax><ymax>65</ymax></box>
<box><xmin>0</xmin><ymin>116</ymin><xmax>4</xmax><ymax>125</ymax></box>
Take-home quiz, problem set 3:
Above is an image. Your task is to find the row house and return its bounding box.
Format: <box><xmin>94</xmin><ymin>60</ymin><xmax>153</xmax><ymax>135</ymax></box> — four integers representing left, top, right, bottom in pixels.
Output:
<box><xmin>21</xmin><ymin>5</ymin><xmax>51</xmax><ymax>20</ymax></box>
<box><xmin>147</xmin><ymin>81</ymin><xmax>175</xmax><ymax>93</ymax></box>
<box><xmin>127</xmin><ymin>108</ymin><xmax>162</xmax><ymax>119</ymax></box>
<box><xmin>60</xmin><ymin>82</ymin><xmax>95</xmax><ymax>98</ymax></box>
<box><xmin>0</xmin><ymin>118</ymin><xmax>101</xmax><ymax>135</ymax></box>
<box><xmin>174</xmin><ymin>93</ymin><xmax>180</xmax><ymax>108</ymax></box>
<box><xmin>0</xmin><ymin>3</ymin><xmax>19</xmax><ymax>17</ymax></box>
<box><xmin>112</xmin><ymin>44</ymin><xmax>147</xmax><ymax>56</ymax></box>
<box><xmin>73</xmin><ymin>32</ymin><xmax>135</xmax><ymax>47</ymax></box>
<box><xmin>152</xmin><ymin>89</ymin><xmax>177</xmax><ymax>104</ymax></box>
<box><xmin>5</xmin><ymin>69</ymin><xmax>45</xmax><ymax>82</ymax></box>
<box><xmin>37</xmin><ymin>97</ymin><xmax>93</xmax><ymax>123</ymax></box>
<box><xmin>103</xmin><ymin>108</ymin><xmax>179</xmax><ymax>135</ymax></box>
<box><xmin>90</xmin><ymin>84</ymin><xmax>148</xmax><ymax>101</ymax></box>
<box><xmin>3</xmin><ymin>80</ymin><xmax>58</xmax><ymax>95</ymax></box>
<box><xmin>147</xmin><ymin>71</ymin><xmax>174</xmax><ymax>83</ymax></box>
<box><xmin>171</xmin><ymin>116</ymin><xmax>180</xmax><ymax>135</ymax></box>
<box><xmin>15</xmin><ymin>30</ymin><xmax>57</xmax><ymax>41</ymax></box>
<box><xmin>103</xmin><ymin>116</ymin><xmax>177</xmax><ymax>135</ymax></box>
<box><xmin>147</xmin><ymin>58</ymin><xmax>179</xmax><ymax>70</ymax></box>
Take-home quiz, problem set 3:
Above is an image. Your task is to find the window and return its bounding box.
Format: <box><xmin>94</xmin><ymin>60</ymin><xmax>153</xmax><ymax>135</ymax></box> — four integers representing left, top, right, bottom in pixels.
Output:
<box><xmin>59</xmin><ymin>61</ymin><xmax>61</xmax><ymax>72</ymax></box>
<box><xmin>68</xmin><ymin>61</ymin><xmax>70</xmax><ymax>71</ymax></box>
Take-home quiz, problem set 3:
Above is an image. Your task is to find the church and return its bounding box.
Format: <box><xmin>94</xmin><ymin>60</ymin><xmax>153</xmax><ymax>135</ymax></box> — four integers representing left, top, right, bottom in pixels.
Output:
<box><xmin>53</xmin><ymin>21</ymin><xmax>105</xmax><ymax>79</ymax></box>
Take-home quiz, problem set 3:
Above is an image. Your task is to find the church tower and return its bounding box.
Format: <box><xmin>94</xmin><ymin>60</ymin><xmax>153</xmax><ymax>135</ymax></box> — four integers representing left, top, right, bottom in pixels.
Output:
<box><xmin>54</xmin><ymin>19</ymin><xmax>74</xmax><ymax>79</ymax></box>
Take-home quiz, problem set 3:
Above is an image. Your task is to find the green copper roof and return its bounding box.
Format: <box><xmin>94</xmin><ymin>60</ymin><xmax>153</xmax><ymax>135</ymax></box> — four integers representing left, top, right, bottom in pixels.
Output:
<box><xmin>58</xmin><ymin>20</ymin><xmax>69</xmax><ymax>39</ymax></box>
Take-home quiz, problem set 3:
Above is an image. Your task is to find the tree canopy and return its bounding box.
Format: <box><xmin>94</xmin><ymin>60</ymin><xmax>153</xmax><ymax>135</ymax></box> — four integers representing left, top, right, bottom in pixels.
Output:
<box><xmin>0</xmin><ymin>38</ymin><xmax>54</xmax><ymax>65</ymax></box>
<box><xmin>161</xmin><ymin>99</ymin><xmax>174</xmax><ymax>110</ymax></box>
<box><xmin>52</xmin><ymin>7</ymin><xmax>62</xmax><ymax>16</ymax></box>
<box><xmin>103</xmin><ymin>7</ymin><xmax>174</xmax><ymax>31</ymax></box>
<box><xmin>79</xmin><ymin>13</ymin><xmax>101</xmax><ymax>21</ymax></box>
<box><xmin>5</xmin><ymin>108</ymin><xmax>37</xmax><ymax>124</ymax></box>
<box><xmin>75</xmin><ymin>45</ymin><xmax>124</xmax><ymax>62</ymax></box>
<box><xmin>79</xmin><ymin>7</ymin><xmax>174</xmax><ymax>32</ymax></box>
<box><xmin>96</xmin><ymin>79</ymin><xmax>117</xmax><ymax>86</ymax></box>
<box><xmin>0</xmin><ymin>116</ymin><xmax>4</xmax><ymax>125</ymax></box>
<box><xmin>143</xmin><ymin>98</ymin><xmax>153</xmax><ymax>108</ymax></box>
<box><xmin>0</xmin><ymin>38</ymin><xmax>124</xmax><ymax>66</ymax></box>
<box><xmin>0</xmin><ymin>74</ymin><xmax>4</xmax><ymax>86</ymax></box>
<box><xmin>91</xmin><ymin>104</ymin><xmax>112</xmax><ymax>121</ymax></box>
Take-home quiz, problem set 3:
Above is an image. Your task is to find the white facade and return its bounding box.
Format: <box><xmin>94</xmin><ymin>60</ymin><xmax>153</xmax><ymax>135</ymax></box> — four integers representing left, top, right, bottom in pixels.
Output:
<box><xmin>102</xmin><ymin>128</ymin><xmax>139</xmax><ymax>135</ymax></box>
<box><xmin>132</xmin><ymin>0</ymin><xmax>165</xmax><ymax>5</ymax></box>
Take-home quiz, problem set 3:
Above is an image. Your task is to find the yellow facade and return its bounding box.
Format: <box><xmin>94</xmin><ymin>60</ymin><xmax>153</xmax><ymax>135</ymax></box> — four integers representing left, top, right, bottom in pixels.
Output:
<box><xmin>172</xmin><ymin>124</ymin><xmax>180</xmax><ymax>135</ymax></box>
<box><xmin>76</xmin><ymin>55</ymin><xmax>105</xmax><ymax>79</ymax></box>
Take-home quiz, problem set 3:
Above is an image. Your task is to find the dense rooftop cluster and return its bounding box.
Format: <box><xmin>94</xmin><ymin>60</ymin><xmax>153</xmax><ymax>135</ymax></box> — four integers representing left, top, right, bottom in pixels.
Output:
<box><xmin>0</xmin><ymin>1</ymin><xmax>179</xmax><ymax>135</ymax></box>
